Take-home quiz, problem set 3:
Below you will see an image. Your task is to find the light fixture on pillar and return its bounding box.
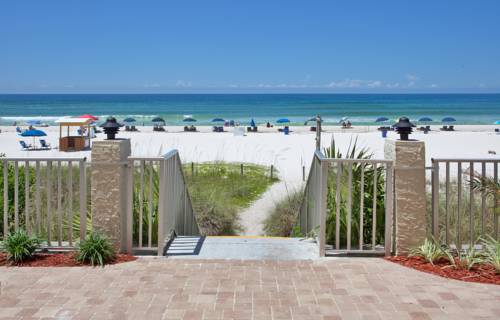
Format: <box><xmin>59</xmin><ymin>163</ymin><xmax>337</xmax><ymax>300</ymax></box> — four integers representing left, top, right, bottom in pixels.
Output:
<box><xmin>393</xmin><ymin>117</ymin><xmax>415</xmax><ymax>141</ymax></box>
<box><xmin>100</xmin><ymin>117</ymin><xmax>123</xmax><ymax>140</ymax></box>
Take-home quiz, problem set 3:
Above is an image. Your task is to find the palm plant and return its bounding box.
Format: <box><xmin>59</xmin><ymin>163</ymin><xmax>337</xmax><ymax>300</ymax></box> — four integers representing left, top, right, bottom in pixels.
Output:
<box><xmin>469</xmin><ymin>175</ymin><xmax>500</xmax><ymax>208</ymax></box>
<box><xmin>481</xmin><ymin>235</ymin><xmax>500</xmax><ymax>273</ymax></box>
<box><xmin>324</xmin><ymin>137</ymin><xmax>386</xmax><ymax>248</ymax></box>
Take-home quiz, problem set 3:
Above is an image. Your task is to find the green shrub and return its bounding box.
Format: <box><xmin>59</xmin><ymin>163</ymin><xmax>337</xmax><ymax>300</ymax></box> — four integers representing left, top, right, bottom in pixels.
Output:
<box><xmin>445</xmin><ymin>244</ymin><xmax>483</xmax><ymax>271</ymax></box>
<box><xmin>1</xmin><ymin>229</ymin><xmax>39</xmax><ymax>263</ymax></box>
<box><xmin>481</xmin><ymin>236</ymin><xmax>500</xmax><ymax>273</ymax></box>
<box><xmin>410</xmin><ymin>238</ymin><xmax>445</xmax><ymax>265</ymax></box>
<box><xmin>76</xmin><ymin>232</ymin><xmax>116</xmax><ymax>267</ymax></box>
<box><xmin>264</xmin><ymin>189</ymin><xmax>303</xmax><ymax>237</ymax></box>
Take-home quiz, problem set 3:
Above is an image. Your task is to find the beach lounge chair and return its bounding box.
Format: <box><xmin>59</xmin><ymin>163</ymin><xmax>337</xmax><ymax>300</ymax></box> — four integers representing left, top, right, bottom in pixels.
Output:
<box><xmin>19</xmin><ymin>141</ymin><xmax>32</xmax><ymax>150</ymax></box>
<box><xmin>495</xmin><ymin>128</ymin><xmax>499</xmax><ymax>134</ymax></box>
<box><xmin>449</xmin><ymin>125</ymin><xmax>455</xmax><ymax>131</ymax></box>
<box><xmin>131</xmin><ymin>125</ymin><xmax>138</xmax><ymax>131</ymax></box>
<box><xmin>440</xmin><ymin>125</ymin><xmax>449</xmax><ymax>131</ymax></box>
<box><xmin>125</xmin><ymin>125</ymin><xmax>131</xmax><ymax>131</ymax></box>
<box><xmin>40</xmin><ymin>139</ymin><xmax>51</xmax><ymax>150</ymax></box>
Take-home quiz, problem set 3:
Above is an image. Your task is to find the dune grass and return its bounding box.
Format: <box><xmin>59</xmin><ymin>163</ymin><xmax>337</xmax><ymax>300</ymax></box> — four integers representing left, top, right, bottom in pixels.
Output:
<box><xmin>263</xmin><ymin>188</ymin><xmax>303</xmax><ymax>237</ymax></box>
<box><xmin>184</xmin><ymin>162</ymin><xmax>278</xmax><ymax>235</ymax></box>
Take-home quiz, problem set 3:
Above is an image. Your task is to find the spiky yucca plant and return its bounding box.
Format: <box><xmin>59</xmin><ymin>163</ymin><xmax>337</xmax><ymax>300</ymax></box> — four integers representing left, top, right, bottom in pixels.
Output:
<box><xmin>1</xmin><ymin>229</ymin><xmax>39</xmax><ymax>263</ymax></box>
<box><xmin>76</xmin><ymin>232</ymin><xmax>116</xmax><ymax>267</ymax></box>
<box><xmin>481</xmin><ymin>235</ymin><xmax>500</xmax><ymax>273</ymax></box>
<box><xmin>410</xmin><ymin>238</ymin><xmax>445</xmax><ymax>265</ymax></box>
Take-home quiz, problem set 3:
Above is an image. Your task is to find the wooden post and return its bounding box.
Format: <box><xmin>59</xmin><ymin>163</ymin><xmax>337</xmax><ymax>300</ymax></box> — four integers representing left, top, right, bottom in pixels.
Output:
<box><xmin>240</xmin><ymin>164</ymin><xmax>243</xmax><ymax>175</ymax></box>
<box><xmin>302</xmin><ymin>165</ymin><xmax>305</xmax><ymax>181</ymax></box>
<box><xmin>270</xmin><ymin>165</ymin><xmax>274</xmax><ymax>179</ymax></box>
<box><xmin>191</xmin><ymin>162</ymin><xmax>194</xmax><ymax>176</ymax></box>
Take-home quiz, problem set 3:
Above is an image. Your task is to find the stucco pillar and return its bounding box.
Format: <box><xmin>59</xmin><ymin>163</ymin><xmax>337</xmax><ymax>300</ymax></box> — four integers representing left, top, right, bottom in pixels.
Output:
<box><xmin>384</xmin><ymin>139</ymin><xmax>427</xmax><ymax>255</ymax></box>
<box><xmin>91</xmin><ymin>139</ymin><xmax>131</xmax><ymax>251</ymax></box>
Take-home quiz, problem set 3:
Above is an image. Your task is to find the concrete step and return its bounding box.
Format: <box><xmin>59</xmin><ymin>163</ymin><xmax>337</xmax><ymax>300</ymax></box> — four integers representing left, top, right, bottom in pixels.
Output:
<box><xmin>165</xmin><ymin>236</ymin><xmax>319</xmax><ymax>260</ymax></box>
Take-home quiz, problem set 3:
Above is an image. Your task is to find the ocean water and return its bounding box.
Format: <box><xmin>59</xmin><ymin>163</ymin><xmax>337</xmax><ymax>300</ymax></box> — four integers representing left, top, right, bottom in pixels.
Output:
<box><xmin>0</xmin><ymin>94</ymin><xmax>499</xmax><ymax>125</ymax></box>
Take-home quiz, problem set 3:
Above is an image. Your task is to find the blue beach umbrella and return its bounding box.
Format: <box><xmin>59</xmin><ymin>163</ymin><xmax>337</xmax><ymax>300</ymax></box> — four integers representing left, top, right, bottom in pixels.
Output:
<box><xmin>183</xmin><ymin>117</ymin><xmax>197</xmax><ymax>122</ymax></box>
<box><xmin>152</xmin><ymin>117</ymin><xmax>165</xmax><ymax>123</ymax></box>
<box><xmin>250</xmin><ymin>119</ymin><xmax>256</xmax><ymax>127</ymax></box>
<box><xmin>212</xmin><ymin>118</ymin><xmax>225</xmax><ymax>123</ymax></box>
<box><xmin>276</xmin><ymin>118</ymin><xmax>290</xmax><ymax>124</ymax></box>
<box><xmin>418</xmin><ymin>117</ymin><xmax>433</xmax><ymax>122</ymax></box>
<box><xmin>375</xmin><ymin>117</ymin><xmax>389</xmax><ymax>123</ymax></box>
<box><xmin>442</xmin><ymin>117</ymin><xmax>456</xmax><ymax>123</ymax></box>
<box><xmin>20</xmin><ymin>129</ymin><xmax>47</xmax><ymax>146</ymax></box>
<box><xmin>123</xmin><ymin>117</ymin><xmax>136</xmax><ymax>123</ymax></box>
<box><xmin>494</xmin><ymin>120</ymin><xmax>500</xmax><ymax>125</ymax></box>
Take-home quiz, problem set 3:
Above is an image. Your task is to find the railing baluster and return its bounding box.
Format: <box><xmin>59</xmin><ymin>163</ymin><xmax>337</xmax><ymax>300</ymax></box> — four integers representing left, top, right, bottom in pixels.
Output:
<box><xmin>347</xmin><ymin>162</ymin><xmax>352</xmax><ymax>251</ymax></box>
<box><xmin>148</xmin><ymin>161</ymin><xmax>153</xmax><ymax>248</ymax></box>
<box><xmin>68</xmin><ymin>161</ymin><xmax>73</xmax><ymax>246</ymax></box>
<box><xmin>445</xmin><ymin>162</ymin><xmax>450</xmax><ymax>245</ymax></box>
<box><xmin>139</xmin><ymin>160</ymin><xmax>145</xmax><ymax>247</ymax></box>
<box><xmin>3</xmin><ymin>160</ymin><xmax>8</xmax><ymax>239</ymax></box>
<box><xmin>47</xmin><ymin>161</ymin><xmax>52</xmax><ymax>246</ymax></box>
<box><xmin>57</xmin><ymin>161</ymin><xmax>62</xmax><ymax>246</ymax></box>
<box><xmin>457</xmin><ymin>162</ymin><xmax>462</xmax><ymax>251</ymax></box>
<box><xmin>359</xmin><ymin>164</ymin><xmax>364</xmax><ymax>250</ymax></box>
<box><xmin>481</xmin><ymin>162</ymin><xmax>486</xmax><ymax>238</ymax></box>
<box><xmin>79</xmin><ymin>160</ymin><xmax>87</xmax><ymax>242</ymax></box>
<box><xmin>126</xmin><ymin>159</ymin><xmax>134</xmax><ymax>254</ymax></box>
<box><xmin>495</xmin><ymin>163</ymin><xmax>498</xmax><ymax>240</ymax></box>
<box><xmin>385</xmin><ymin>163</ymin><xmax>394</xmax><ymax>256</ymax></box>
<box><xmin>431</xmin><ymin>160</ymin><xmax>440</xmax><ymax>240</ymax></box>
<box><xmin>469</xmin><ymin>162</ymin><xmax>474</xmax><ymax>246</ymax></box>
<box><xmin>335</xmin><ymin>162</ymin><xmax>341</xmax><ymax>250</ymax></box>
<box><xmin>14</xmin><ymin>161</ymin><xmax>19</xmax><ymax>231</ymax></box>
<box><xmin>24</xmin><ymin>161</ymin><xmax>30</xmax><ymax>234</ymax></box>
<box><xmin>372</xmin><ymin>163</ymin><xmax>378</xmax><ymax>250</ymax></box>
<box><xmin>36</xmin><ymin>161</ymin><xmax>41</xmax><ymax>235</ymax></box>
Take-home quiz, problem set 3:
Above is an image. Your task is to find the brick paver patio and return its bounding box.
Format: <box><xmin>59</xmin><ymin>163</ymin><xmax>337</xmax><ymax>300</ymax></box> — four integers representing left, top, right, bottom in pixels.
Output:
<box><xmin>0</xmin><ymin>258</ymin><xmax>499</xmax><ymax>320</ymax></box>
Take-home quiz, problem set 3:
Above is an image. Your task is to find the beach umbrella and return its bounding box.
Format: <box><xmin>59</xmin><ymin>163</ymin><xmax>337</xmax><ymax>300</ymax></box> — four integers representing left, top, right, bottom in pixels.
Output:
<box><xmin>276</xmin><ymin>118</ymin><xmax>290</xmax><ymax>124</ymax></box>
<box><xmin>183</xmin><ymin>117</ymin><xmax>197</xmax><ymax>122</ymax></box>
<box><xmin>250</xmin><ymin>119</ymin><xmax>256</xmax><ymax>127</ymax></box>
<box><xmin>20</xmin><ymin>129</ymin><xmax>47</xmax><ymax>146</ymax></box>
<box><xmin>79</xmin><ymin>114</ymin><xmax>99</xmax><ymax>121</ymax></box>
<box><xmin>418</xmin><ymin>117</ymin><xmax>433</xmax><ymax>122</ymax></box>
<box><xmin>494</xmin><ymin>120</ymin><xmax>500</xmax><ymax>125</ymax></box>
<box><xmin>441</xmin><ymin>117</ymin><xmax>456</xmax><ymax>123</ymax></box>
<box><xmin>339</xmin><ymin>116</ymin><xmax>349</xmax><ymax>124</ymax></box>
<box><xmin>152</xmin><ymin>117</ymin><xmax>165</xmax><ymax>123</ymax></box>
<box><xmin>375</xmin><ymin>117</ymin><xmax>389</xmax><ymax>122</ymax></box>
<box><xmin>25</xmin><ymin>120</ymin><xmax>42</xmax><ymax>126</ymax></box>
<box><xmin>123</xmin><ymin>117</ymin><xmax>136</xmax><ymax>123</ymax></box>
<box><xmin>212</xmin><ymin>118</ymin><xmax>225</xmax><ymax>122</ymax></box>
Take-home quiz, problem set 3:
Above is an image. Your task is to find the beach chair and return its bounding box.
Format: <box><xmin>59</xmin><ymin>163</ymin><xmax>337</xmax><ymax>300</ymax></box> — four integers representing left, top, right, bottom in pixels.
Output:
<box><xmin>495</xmin><ymin>128</ymin><xmax>500</xmax><ymax>134</ymax></box>
<box><xmin>449</xmin><ymin>125</ymin><xmax>455</xmax><ymax>131</ymax></box>
<box><xmin>16</xmin><ymin>126</ymin><xmax>23</xmax><ymax>133</ymax></box>
<box><xmin>19</xmin><ymin>141</ymin><xmax>32</xmax><ymax>150</ymax></box>
<box><xmin>40</xmin><ymin>139</ymin><xmax>51</xmax><ymax>150</ymax></box>
<box><xmin>125</xmin><ymin>125</ymin><xmax>131</xmax><ymax>131</ymax></box>
<box><xmin>440</xmin><ymin>125</ymin><xmax>449</xmax><ymax>131</ymax></box>
<box><xmin>131</xmin><ymin>125</ymin><xmax>138</xmax><ymax>131</ymax></box>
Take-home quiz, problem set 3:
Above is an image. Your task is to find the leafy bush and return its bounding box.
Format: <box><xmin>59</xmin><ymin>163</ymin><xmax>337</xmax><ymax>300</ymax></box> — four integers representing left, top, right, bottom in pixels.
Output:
<box><xmin>1</xmin><ymin>229</ymin><xmax>39</xmax><ymax>263</ymax></box>
<box><xmin>481</xmin><ymin>236</ymin><xmax>500</xmax><ymax>273</ymax></box>
<box><xmin>410</xmin><ymin>238</ymin><xmax>445</xmax><ymax>265</ymax></box>
<box><xmin>76</xmin><ymin>232</ymin><xmax>116</xmax><ymax>267</ymax></box>
<box><xmin>445</xmin><ymin>244</ymin><xmax>483</xmax><ymax>271</ymax></box>
<box><xmin>324</xmin><ymin>138</ymin><xmax>386</xmax><ymax>247</ymax></box>
<box><xmin>263</xmin><ymin>189</ymin><xmax>303</xmax><ymax>237</ymax></box>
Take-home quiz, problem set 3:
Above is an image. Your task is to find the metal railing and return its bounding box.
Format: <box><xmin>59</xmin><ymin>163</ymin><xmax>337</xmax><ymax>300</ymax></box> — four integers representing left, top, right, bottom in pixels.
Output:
<box><xmin>1</xmin><ymin>157</ymin><xmax>88</xmax><ymax>249</ymax></box>
<box><xmin>430</xmin><ymin>158</ymin><xmax>499</xmax><ymax>249</ymax></box>
<box><xmin>126</xmin><ymin>150</ymin><xmax>199</xmax><ymax>255</ymax></box>
<box><xmin>299</xmin><ymin>150</ymin><xmax>394</xmax><ymax>256</ymax></box>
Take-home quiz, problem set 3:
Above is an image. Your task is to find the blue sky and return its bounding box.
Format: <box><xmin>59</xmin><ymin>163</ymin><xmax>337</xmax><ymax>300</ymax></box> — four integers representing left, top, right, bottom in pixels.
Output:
<box><xmin>1</xmin><ymin>0</ymin><xmax>499</xmax><ymax>93</ymax></box>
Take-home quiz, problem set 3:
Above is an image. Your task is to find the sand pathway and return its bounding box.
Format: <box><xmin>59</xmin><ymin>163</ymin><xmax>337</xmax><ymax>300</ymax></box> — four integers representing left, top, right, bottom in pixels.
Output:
<box><xmin>238</xmin><ymin>180</ymin><xmax>303</xmax><ymax>236</ymax></box>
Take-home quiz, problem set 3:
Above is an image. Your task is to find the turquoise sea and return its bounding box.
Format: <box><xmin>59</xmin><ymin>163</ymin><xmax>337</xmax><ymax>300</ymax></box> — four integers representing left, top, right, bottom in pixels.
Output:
<box><xmin>0</xmin><ymin>94</ymin><xmax>499</xmax><ymax>125</ymax></box>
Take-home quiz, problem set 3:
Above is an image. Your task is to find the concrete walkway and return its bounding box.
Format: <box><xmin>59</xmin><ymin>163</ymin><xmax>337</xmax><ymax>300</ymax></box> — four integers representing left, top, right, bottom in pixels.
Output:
<box><xmin>166</xmin><ymin>236</ymin><xmax>319</xmax><ymax>260</ymax></box>
<box><xmin>1</xmin><ymin>258</ymin><xmax>499</xmax><ymax>319</ymax></box>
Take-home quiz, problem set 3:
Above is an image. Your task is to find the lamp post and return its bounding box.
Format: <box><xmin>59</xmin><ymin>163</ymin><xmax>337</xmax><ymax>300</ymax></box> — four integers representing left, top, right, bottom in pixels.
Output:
<box><xmin>393</xmin><ymin>117</ymin><xmax>415</xmax><ymax>141</ymax></box>
<box><xmin>100</xmin><ymin>117</ymin><xmax>123</xmax><ymax>140</ymax></box>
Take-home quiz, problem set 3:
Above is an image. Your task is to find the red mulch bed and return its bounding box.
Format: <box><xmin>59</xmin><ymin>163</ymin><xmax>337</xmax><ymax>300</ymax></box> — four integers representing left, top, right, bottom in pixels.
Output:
<box><xmin>385</xmin><ymin>256</ymin><xmax>500</xmax><ymax>285</ymax></box>
<box><xmin>0</xmin><ymin>252</ymin><xmax>136</xmax><ymax>267</ymax></box>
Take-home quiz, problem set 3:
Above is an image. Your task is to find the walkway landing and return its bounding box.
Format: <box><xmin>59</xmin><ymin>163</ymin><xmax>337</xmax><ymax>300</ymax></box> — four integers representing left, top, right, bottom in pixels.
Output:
<box><xmin>166</xmin><ymin>236</ymin><xmax>319</xmax><ymax>260</ymax></box>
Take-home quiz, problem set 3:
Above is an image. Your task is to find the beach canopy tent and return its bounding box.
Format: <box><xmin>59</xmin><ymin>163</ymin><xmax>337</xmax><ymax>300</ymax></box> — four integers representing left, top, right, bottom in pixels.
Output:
<box><xmin>212</xmin><ymin>118</ymin><xmax>225</xmax><ymax>122</ymax></box>
<box><xmin>55</xmin><ymin>117</ymin><xmax>93</xmax><ymax>151</ymax></box>
<box><xmin>418</xmin><ymin>117</ymin><xmax>433</xmax><ymax>122</ymax></box>
<box><xmin>79</xmin><ymin>114</ymin><xmax>99</xmax><ymax>121</ymax></box>
<box><xmin>123</xmin><ymin>117</ymin><xmax>136</xmax><ymax>123</ymax></box>
<box><xmin>25</xmin><ymin>120</ymin><xmax>42</xmax><ymax>126</ymax></box>
<box><xmin>276</xmin><ymin>118</ymin><xmax>290</xmax><ymax>124</ymax></box>
<box><xmin>20</xmin><ymin>129</ymin><xmax>47</xmax><ymax>147</ymax></box>
<box><xmin>375</xmin><ymin>117</ymin><xmax>389</xmax><ymax>122</ymax></box>
<box><xmin>442</xmin><ymin>117</ymin><xmax>456</xmax><ymax>122</ymax></box>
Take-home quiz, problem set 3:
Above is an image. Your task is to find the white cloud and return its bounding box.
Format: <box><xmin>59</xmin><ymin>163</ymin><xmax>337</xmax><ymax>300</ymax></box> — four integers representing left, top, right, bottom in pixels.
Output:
<box><xmin>406</xmin><ymin>74</ymin><xmax>419</xmax><ymax>87</ymax></box>
<box><xmin>175</xmin><ymin>80</ymin><xmax>192</xmax><ymax>88</ymax></box>
<box><xmin>386</xmin><ymin>83</ymin><xmax>400</xmax><ymax>88</ymax></box>
<box><xmin>429</xmin><ymin>84</ymin><xmax>438</xmax><ymax>88</ymax></box>
<box><xmin>143</xmin><ymin>83</ymin><xmax>161</xmax><ymax>88</ymax></box>
<box><xmin>327</xmin><ymin>79</ymin><xmax>364</xmax><ymax>88</ymax></box>
<box><xmin>367</xmin><ymin>80</ymin><xmax>382</xmax><ymax>88</ymax></box>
